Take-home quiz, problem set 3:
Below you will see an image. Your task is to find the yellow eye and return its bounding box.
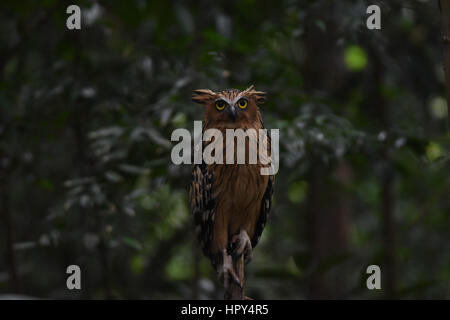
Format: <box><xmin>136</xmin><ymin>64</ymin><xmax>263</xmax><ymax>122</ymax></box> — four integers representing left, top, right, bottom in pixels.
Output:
<box><xmin>237</xmin><ymin>99</ymin><xmax>247</xmax><ymax>109</ymax></box>
<box><xmin>215</xmin><ymin>100</ymin><xmax>226</xmax><ymax>110</ymax></box>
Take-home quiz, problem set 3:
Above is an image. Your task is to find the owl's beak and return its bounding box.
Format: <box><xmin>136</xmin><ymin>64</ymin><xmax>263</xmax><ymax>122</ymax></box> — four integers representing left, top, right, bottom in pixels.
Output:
<box><xmin>228</xmin><ymin>106</ymin><xmax>237</xmax><ymax>121</ymax></box>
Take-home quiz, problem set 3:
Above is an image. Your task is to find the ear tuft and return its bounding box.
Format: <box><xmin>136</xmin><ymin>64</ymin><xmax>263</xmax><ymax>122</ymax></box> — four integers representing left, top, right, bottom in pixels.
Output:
<box><xmin>192</xmin><ymin>89</ymin><xmax>216</xmax><ymax>104</ymax></box>
<box><xmin>243</xmin><ymin>85</ymin><xmax>266</xmax><ymax>105</ymax></box>
<box><xmin>244</xmin><ymin>84</ymin><xmax>255</xmax><ymax>92</ymax></box>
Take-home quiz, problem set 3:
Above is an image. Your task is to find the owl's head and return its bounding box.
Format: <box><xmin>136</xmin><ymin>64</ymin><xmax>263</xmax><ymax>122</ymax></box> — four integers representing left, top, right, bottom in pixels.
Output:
<box><xmin>192</xmin><ymin>85</ymin><xmax>266</xmax><ymax>128</ymax></box>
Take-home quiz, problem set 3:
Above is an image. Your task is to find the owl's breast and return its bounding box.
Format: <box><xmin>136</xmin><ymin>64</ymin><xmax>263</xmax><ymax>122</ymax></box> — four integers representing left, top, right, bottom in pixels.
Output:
<box><xmin>204</xmin><ymin>123</ymin><xmax>271</xmax><ymax>240</ymax></box>
<box><xmin>211</xmin><ymin>163</ymin><xmax>268</xmax><ymax>239</ymax></box>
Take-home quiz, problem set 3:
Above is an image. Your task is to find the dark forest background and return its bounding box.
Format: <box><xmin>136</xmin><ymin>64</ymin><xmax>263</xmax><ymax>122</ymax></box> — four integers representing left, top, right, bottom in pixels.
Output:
<box><xmin>1</xmin><ymin>0</ymin><xmax>449</xmax><ymax>299</ymax></box>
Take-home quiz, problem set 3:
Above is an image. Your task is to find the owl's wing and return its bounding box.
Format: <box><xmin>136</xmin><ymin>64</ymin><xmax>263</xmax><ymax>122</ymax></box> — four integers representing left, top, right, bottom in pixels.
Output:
<box><xmin>189</xmin><ymin>162</ymin><xmax>216</xmax><ymax>258</ymax></box>
<box><xmin>251</xmin><ymin>130</ymin><xmax>275</xmax><ymax>248</ymax></box>
<box><xmin>251</xmin><ymin>174</ymin><xmax>274</xmax><ymax>248</ymax></box>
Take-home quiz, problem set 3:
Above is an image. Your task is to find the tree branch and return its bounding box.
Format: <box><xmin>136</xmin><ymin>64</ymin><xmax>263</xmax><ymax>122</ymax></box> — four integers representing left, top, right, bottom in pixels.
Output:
<box><xmin>224</xmin><ymin>254</ymin><xmax>245</xmax><ymax>300</ymax></box>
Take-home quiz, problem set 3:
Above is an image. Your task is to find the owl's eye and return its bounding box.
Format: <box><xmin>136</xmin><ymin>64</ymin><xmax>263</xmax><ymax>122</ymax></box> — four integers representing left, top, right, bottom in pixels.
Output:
<box><xmin>215</xmin><ymin>100</ymin><xmax>226</xmax><ymax>110</ymax></box>
<box><xmin>237</xmin><ymin>98</ymin><xmax>248</xmax><ymax>109</ymax></box>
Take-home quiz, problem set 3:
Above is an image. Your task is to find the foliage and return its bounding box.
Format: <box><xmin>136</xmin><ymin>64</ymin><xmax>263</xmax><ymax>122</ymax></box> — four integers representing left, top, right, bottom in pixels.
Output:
<box><xmin>0</xmin><ymin>0</ymin><xmax>449</xmax><ymax>299</ymax></box>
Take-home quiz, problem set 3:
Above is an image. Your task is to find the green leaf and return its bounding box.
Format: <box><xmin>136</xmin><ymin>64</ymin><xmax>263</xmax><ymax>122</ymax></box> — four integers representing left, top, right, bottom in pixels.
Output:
<box><xmin>122</xmin><ymin>237</ymin><xmax>143</xmax><ymax>251</ymax></box>
<box><xmin>344</xmin><ymin>45</ymin><xmax>368</xmax><ymax>71</ymax></box>
<box><xmin>426</xmin><ymin>142</ymin><xmax>442</xmax><ymax>162</ymax></box>
<box><xmin>288</xmin><ymin>181</ymin><xmax>308</xmax><ymax>203</ymax></box>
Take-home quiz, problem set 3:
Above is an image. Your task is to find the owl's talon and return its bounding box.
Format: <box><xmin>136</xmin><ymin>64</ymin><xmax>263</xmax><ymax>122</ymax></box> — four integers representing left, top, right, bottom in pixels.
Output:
<box><xmin>232</xmin><ymin>230</ymin><xmax>253</xmax><ymax>264</ymax></box>
<box><xmin>218</xmin><ymin>250</ymin><xmax>241</xmax><ymax>288</ymax></box>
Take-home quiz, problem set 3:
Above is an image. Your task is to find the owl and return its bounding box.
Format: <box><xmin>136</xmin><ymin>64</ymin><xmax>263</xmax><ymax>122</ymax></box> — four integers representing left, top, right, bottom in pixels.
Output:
<box><xmin>189</xmin><ymin>85</ymin><xmax>274</xmax><ymax>290</ymax></box>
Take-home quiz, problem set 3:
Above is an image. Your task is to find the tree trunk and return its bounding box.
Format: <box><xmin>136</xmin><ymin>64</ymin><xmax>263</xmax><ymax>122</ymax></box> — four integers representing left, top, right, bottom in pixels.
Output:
<box><xmin>192</xmin><ymin>241</ymin><xmax>200</xmax><ymax>299</ymax></box>
<box><xmin>306</xmin><ymin>165</ymin><xmax>327</xmax><ymax>299</ymax></box>
<box><xmin>440</xmin><ymin>0</ymin><xmax>450</xmax><ymax>130</ymax></box>
<box><xmin>1</xmin><ymin>174</ymin><xmax>20</xmax><ymax>293</ymax></box>
<box><xmin>381</xmin><ymin>169</ymin><xmax>396</xmax><ymax>298</ymax></box>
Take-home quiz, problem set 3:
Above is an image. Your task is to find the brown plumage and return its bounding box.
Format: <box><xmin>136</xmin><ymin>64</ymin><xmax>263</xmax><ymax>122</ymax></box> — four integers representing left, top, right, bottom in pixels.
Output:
<box><xmin>189</xmin><ymin>85</ymin><xmax>274</xmax><ymax>288</ymax></box>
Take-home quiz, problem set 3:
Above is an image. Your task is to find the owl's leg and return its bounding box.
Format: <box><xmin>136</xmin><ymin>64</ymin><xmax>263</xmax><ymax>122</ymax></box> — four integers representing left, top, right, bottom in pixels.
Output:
<box><xmin>218</xmin><ymin>249</ymin><xmax>241</xmax><ymax>288</ymax></box>
<box><xmin>231</xmin><ymin>229</ymin><xmax>253</xmax><ymax>264</ymax></box>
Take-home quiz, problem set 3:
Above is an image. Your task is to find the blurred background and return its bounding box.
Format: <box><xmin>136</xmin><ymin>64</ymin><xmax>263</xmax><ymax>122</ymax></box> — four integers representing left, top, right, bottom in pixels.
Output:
<box><xmin>1</xmin><ymin>0</ymin><xmax>449</xmax><ymax>299</ymax></box>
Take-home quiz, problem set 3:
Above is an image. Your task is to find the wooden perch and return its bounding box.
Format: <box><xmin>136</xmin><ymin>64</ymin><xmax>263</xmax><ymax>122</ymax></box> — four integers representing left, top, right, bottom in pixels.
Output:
<box><xmin>224</xmin><ymin>254</ymin><xmax>245</xmax><ymax>300</ymax></box>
